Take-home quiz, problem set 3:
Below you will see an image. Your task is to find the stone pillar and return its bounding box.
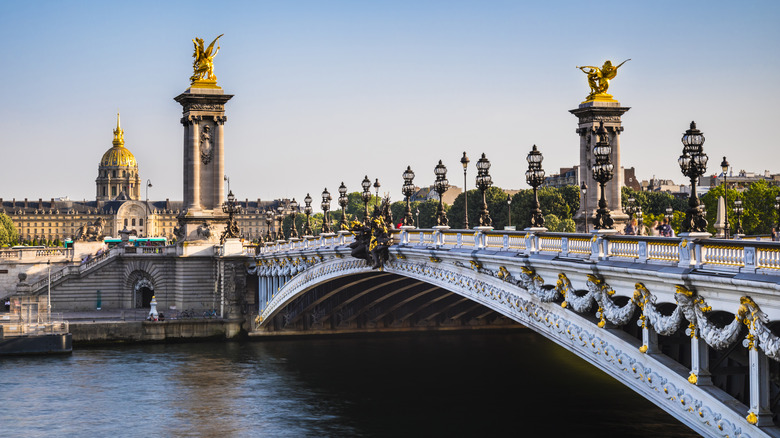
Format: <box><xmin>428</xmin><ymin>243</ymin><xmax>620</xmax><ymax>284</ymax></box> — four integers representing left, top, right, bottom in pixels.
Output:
<box><xmin>571</xmin><ymin>101</ymin><xmax>630</xmax><ymax>231</ymax></box>
<box><xmin>174</xmin><ymin>86</ymin><xmax>233</xmax><ymax>242</ymax></box>
<box><xmin>747</xmin><ymin>345</ymin><xmax>773</xmax><ymax>426</ymax></box>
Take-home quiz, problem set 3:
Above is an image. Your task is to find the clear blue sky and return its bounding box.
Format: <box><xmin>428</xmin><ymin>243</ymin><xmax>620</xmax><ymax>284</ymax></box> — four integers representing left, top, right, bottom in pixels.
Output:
<box><xmin>2</xmin><ymin>1</ymin><xmax>778</xmax><ymax>207</ymax></box>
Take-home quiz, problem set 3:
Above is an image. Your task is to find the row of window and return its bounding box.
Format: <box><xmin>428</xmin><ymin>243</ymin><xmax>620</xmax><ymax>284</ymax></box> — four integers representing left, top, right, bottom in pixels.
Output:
<box><xmin>100</xmin><ymin>170</ymin><xmax>136</xmax><ymax>178</ymax></box>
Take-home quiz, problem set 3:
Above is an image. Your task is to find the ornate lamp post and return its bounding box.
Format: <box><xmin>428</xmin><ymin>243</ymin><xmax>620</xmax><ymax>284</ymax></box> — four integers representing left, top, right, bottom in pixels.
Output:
<box><xmin>475</xmin><ymin>153</ymin><xmax>493</xmax><ymax>228</ymax></box>
<box><xmin>526</xmin><ymin>145</ymin><xmax>546</xmax><ymax>228</ymax></box>
<box><xmin>507</xmin><ymin>199</ymin><xmax>512</xmax><ymax>228</ymax></box>
<box><xmin>775</xmin><ymin>196</ymin><xmax>780</xmax><ymax>234</ymax></box>
<box><xmin>361</xmin><ymin>176</ymin><xmax>372</xmax><ymax>223</ymax></box>
<box><xmin>145</xmin><ymin>179</ymin><xmax>153</xmax><ymax>237</ymax></box>
<box><xmin>373</xmin><ymin>178</ymin><xmax>381</xmax><ymax>207</ymax></box>
<box><xmin>402</xmin><ymin>166</ymin><xmax>416</xmax><ymax>227</ymax></box>
<box><xmin>733</xmin><ymin>197</ymin><xmax>744</xmax><ymax>236</ymax></box>
<box><xmin>580</xmin><ymin>181</ymin><xmax>588</xmax><ymax>233</ymax></box>
<box><xmin>591</xmin><ymin>122</ymin><xmax>615</xmax><ymax>230</ymax></box>
<box><xmin>338</xmin><ymin>182</ymin><xmax>349</xmax><ymax>230</ymax></box>
<box><xmin>302</xmin><ymin>193</ymin><xmax>313</xmax><ymax>236</ymax></box>
<box><xmin>636</xmin><ymin>207</ymin><xmax>644</xmax><ymax>235</ymax></box>
<box><xmin>288</xmin><ymin>198</ymin><xmax>299</xmax><ymax>240</ymax></box>
<box><xmin>433</xmin><ymin>160</ymin><xmax>449</xmax><ymax>227</ymax></box>
<box><xmin>276</xmin><ymin>205</ymin><xmax>285</xmax><ymax>241</ymax></box>
<box><xmin>220</xmin><ymin>190</ymin><xmax>240</xmax><ymax>243</ymax></box>
<box><xmin>720</xmin><ymin>156</ymin><xmax>730</xmax><ymax>238</ymax></box>
<box><xmin>265</xmin><ymin>210</ymin><xmax>274</xmax><ymax>242</ymax></box>
<box><xmin>415</xmin><ymin>207</ymin><xmax>420</xmax><ymax>229</ymax></box>
<box><xmin>321</xmin><ymin>188</ymin><xmax>332</xmax><ymax>234</ymax></box>
<box><xmin>678</xmin><ymin>121</ymin><xmax>709</xmax><ymax>233</ymax></box>
<box><xmin>665</xmin><ymin>206</ymin><xmax>673</xmax><ymax>223</ymax></box>
<box><xmin>626</xmin><ymin>197</ymin><xmax>636</xmax><ymax>221</ymax></box>
<box><xmin>461</xmin><ymin>152</ymin><xmax>470</xmax><ymax>229</ymax></box>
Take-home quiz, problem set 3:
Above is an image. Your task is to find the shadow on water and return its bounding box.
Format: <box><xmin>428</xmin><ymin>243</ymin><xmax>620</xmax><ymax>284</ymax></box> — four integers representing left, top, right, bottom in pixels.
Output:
<box><xmin>0</xmin><ymin>330</ymin><xmax>698</xmax><ymax>437</ymax></box>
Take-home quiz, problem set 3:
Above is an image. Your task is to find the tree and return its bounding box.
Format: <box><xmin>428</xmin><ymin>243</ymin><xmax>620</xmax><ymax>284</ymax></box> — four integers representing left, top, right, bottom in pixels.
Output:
<box><xmin>449</xmin><ymin>189</ymin><xmax>483</xmax><ymax>229</ymax></box>
<box><xmin>0</xmin><ymin>213</ymin><xmax>18</xmax><ymax>247</ymax></box>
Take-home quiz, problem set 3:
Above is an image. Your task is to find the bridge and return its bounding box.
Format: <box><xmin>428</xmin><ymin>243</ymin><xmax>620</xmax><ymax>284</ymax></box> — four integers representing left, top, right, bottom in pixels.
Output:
<box><xmin>252</xmin><ymin>227</ymin><xmax>780</xmax><ymax>438</ymax></box>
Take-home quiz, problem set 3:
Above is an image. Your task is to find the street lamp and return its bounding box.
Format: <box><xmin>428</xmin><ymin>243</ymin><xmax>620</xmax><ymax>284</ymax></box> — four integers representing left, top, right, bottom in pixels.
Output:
<box><xmin>433</xmin><ymin>160</ymin><xmax>449</xmax><ymax>227</ymax></box>
<box><xmin>580</xmin><ymin>181</ymin><xmax>588</xmax><ymax>233</ymax></box>
<box><xmin>302</xmin><ymin>193</ymin><xmax>313</xmax><ymax>236</ymax></box>
<box><xmin>361</xmin><ymin>176</ymin><xmax>372</xmax><ymax>223</ymax></box>
<box><xmin>721</xmin><ymin>156</ymin><xmax>730</xmax><ymax>238</ymax></box>
<box><xmin>223</xmin><ymin>175</ymin><xmax>230</xmax><ymax>194</ymax></box>
<box><xmin>338</xmin><ymin>182</ymin><xmax>349</xmax><ymax>230</ymax></box>
<box><xmin>321</xmin><ymin>188</ymin><xmax>332</xmax><ymax>234</ymax></box>
<box><xmin>47</xmin><ymin>259</ymin><xmax>51</xmax><ymax>317</ymax></box>
<box><xmin>507</xmin><ymin>198</ymin><xmax>512</xmax><ymax>228</ymax></box>
<box><xmin>592</xmin><ymin>122</ymin><xmax>615</xmax><ymax>230</ymax></box>
<box><xmin>526</xmin><ymin>144</ymin><xmax>546</xmax><ymax>228</ymax></box>
<box><xmin>265</xmin><ymin>210</ymin><xmax>274</xmax><ymax>242</ymax></box>
<box><xmin>415</xmin><ymin>207</ymin><xmax>420</xmax><ymax>229</ymax></box>
<box><xmin>276</xmin><ymin>205</ymin><xmax>285</xmax><ymax>241</ymax></box>
<box><xmin>626</xmin><ymin>197</ymin><xmax>636</xmax><ymax>221</ymax></box>
<box><xmin>475</xmin><ymin>153</ymin><xmax>493</xmax><ymax>228</ymax></box>
<box><xmin>145</xmin><ymin>179</ymin><xmax>152</xmax><ymax>237</ymax></box>
<box><xmin>678</xmin><ymin>121</ymin><xmax>709</xmax><ymax>233</ymax></box>
<box><xmin>402</xmin><ymin>166</ymin><xmax>416</xmax><ymax>227</ymax></box>
<box><xmin>665</xmin><ymin>206</ymin><xmax>673</xmax><ymax>223</ymax></box>
<box><xmin>373</xmin><ymin>178</ymin><xmax>381</xmax><ymax>207</ymax></box>
<box><xmin>733</xmin><ymin>197</ymin><xmax>744</xmax><ymax>236</ymax></box>
<box><xmin>775</xmin><ymin>195</ymin><xmax>780</xmax><ymax>234</ymax></box>
<box><xmin>636</xmin><ymin>206</ymin><xmax>644</xmax><ymax>235</ymax></box>
<box><xmin>288</xmin><ymin>198</ymin><xmax>299</xmax><ymax>239</ymax></box>
<box><xmin>461</xmin><ymin>152</ymin><xmax>470</xmax><ymax>229</ymax></box>
<box><xmin>220</xmin><ymin>190</ymin><xmax>240</xmax><ymax>244</ymax></box>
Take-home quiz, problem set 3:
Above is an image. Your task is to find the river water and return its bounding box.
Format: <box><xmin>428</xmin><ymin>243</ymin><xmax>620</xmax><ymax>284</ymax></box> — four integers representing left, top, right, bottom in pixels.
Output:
<box><xmin>1</xmin><ymin>331</ymin><xmax>698</xmax><ymax>437</ymax></box>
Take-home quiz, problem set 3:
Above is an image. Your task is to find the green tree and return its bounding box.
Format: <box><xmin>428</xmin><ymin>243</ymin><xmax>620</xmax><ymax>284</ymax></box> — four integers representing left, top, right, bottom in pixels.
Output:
<box><xmin>511</xmin><ymin>187</ymin><xmax>571</xmax><ymax>230</ymax></box>
<box><xmin>449</xmin><ymin>189</ymin><xmax>483</xmax><ymax>229</ymax></box>
<box><xmin>0</xmin><ymin>213</ymin><xmax>19</xmax><ymax>247</ymax></box>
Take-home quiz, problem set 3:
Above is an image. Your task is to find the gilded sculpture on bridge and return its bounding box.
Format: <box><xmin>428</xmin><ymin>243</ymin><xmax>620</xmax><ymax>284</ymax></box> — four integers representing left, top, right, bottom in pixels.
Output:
<box><xmin>576</xmin><ymin>59</ymin><xmax>630</xmax><ymax>102</ymax></box>
<box><xmin>349</xmin><ymin>198</ymin><xmax>393</xmax><ymax>269</ymax></box>
<box><xmin>190</xmin><ymin>34</ymin><xmax>223</xmax><ymax>85</ymax></box>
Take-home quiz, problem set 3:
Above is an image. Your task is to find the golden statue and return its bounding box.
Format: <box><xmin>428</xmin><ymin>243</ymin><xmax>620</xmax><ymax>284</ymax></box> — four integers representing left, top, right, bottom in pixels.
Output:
<box><xmin>576</xmin><ymin>59</ymin><xmax>630</xmax><ymax>102</ymax></box>
<box><xmin>190</xmin><ymin>34</ymin><xmax>224</xmax><ymax>86</ymax></box>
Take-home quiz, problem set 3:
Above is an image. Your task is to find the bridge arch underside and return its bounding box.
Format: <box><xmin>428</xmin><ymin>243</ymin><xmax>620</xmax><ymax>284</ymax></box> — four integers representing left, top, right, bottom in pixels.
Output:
<box><xmin>257</xmin><ymin>255</ymin><xmax>780</xmax><ymax>437</ymax></box>
<box><xmin>261</xmin><ymin>271</ymin><xmax>522</xmax><ymax>332</ymax></box>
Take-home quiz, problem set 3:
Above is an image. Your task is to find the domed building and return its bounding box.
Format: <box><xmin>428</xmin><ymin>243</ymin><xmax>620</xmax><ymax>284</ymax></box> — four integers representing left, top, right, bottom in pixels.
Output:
<box><xmin>1</xmin><ymin>114</ymin><xmax>281</xmax><ymax>244</ymax></box>
<box><xmin>96</xmin><ymin>114</ymin><xmax>141</xmax><ymax>201</ymax></box>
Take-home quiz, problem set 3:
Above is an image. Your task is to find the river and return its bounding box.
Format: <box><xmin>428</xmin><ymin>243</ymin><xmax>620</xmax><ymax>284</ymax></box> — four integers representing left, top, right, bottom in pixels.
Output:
<box><xmin>1</xmin><ymin>330</ymin><xmax>698</xmax><ymax>437</ymax></box>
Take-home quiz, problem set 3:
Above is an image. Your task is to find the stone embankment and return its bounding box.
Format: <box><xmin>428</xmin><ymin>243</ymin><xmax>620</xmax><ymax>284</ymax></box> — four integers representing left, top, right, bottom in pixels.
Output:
<box><xmin>64</xmin><ymin>309</ymin><xmax>246</xmax><ymax>345</ymax></box>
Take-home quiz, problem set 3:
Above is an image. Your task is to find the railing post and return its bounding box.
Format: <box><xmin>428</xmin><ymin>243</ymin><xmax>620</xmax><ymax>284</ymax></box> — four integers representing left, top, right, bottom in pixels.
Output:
<box><xmin>456</xmin><ymin>232</ymin><xmax>462</xmax><ymax>248</ymax></box>
<box><xmin>688</xmin><ymin>332</ymin><xmax>712</xmax><ymax>386</ymax></box>
<box><xmin>641</xmin><ymin>324</ymin><xmax>659</xmax><ymax>354</ymax></box>
<box><xmin>475</xmin><ymin>230</ymin><xmax>484</xmax><ymax>249</ymax></box>
<box><xmin>524</xmin><ymin>232</ymin><xmax>536</xmax><ymax>255</ymax></box>
<box><xmin>560</xmin><ymin>237</ymin><xmax>569</xmax><ymax>257</ymax></box>
<box><xmin>747</xmin><ymin>345</ymin><xmax>773</xmax><ymax>426</ymax></box>
<box><xmin>502</xmin><ymin>234</ymin><xmax>509</xmax><ymax>250</ymax></box>
<box><xmin>590</xmin><ymin>235</ymin><xmax>602</xmax><ymax>260</ymax></box>
<box><xmin>744</xmin><ymin>245</ymin><xmax>757</xmax><ymax>273</ymax></box>
<box><xmin>638</xmin><ymin>241</ymin><xmax>648</xmax><ymax>263</ymax></box>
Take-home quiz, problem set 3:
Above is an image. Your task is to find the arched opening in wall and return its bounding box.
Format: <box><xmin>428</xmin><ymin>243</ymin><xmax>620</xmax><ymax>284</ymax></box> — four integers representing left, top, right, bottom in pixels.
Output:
<box><xmin>134</xmin><ymin>278</ymin><xmax>155</xmax><ymax>308</ymax></box>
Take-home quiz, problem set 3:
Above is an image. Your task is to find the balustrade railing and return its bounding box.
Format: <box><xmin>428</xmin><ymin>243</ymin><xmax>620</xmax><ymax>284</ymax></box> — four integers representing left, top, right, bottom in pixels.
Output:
<box><xmin>248</xmin><ymin>228</ymin><xmax>780</xmax><ymax>276</ymax></box>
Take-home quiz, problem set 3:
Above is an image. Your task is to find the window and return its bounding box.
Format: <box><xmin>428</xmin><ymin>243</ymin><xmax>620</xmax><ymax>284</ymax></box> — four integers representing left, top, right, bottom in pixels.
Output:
<box><xmin>102</xmin><ymin>187</ymin><xmax>107</xmax><ymax>196</ymax></box>
<box><xmin>132</xmin><ymin>219</ymin><xmax>136</xmax><ymax>226</ymax></box>
<box><xmin>124</xmin><ymin>219</ymin><xmax>128</xmax><ymax>227</ymax></box>
<box><xmin>112</xmin><ymin>170</ymin><xmax>117</xmax><ymax>178</ymax></box>
<box><xmin>112</xmin><ymin>186</ymin><xmax>117</xmax><ymax>197</ymax></box>
<box><xmin>139</xmin><ymin>219</ymin><xmax>143</xmax><ymax>226</ymax></box>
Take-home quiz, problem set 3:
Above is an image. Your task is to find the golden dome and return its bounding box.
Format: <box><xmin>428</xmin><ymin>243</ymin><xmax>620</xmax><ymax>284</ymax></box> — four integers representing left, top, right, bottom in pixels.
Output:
<box><xmin>100</xmin><ymin>113</ymin><xmax>138</xmax><ymax>168</ymax></box>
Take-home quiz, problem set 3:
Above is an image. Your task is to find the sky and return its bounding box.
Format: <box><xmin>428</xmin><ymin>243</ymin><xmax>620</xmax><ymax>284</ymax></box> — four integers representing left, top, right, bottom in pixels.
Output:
<box><xmin>1</xmin><ymin>0</ymin><xmax>779</xmax><ymax>209</ymax></box>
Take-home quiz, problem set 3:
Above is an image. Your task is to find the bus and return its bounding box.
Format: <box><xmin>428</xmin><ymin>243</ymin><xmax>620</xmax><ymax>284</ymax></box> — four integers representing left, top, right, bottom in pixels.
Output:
<box><xmin>103</xmin><ymin>237</ymin><xmax>168</xmax><ymax>249</ymax></box>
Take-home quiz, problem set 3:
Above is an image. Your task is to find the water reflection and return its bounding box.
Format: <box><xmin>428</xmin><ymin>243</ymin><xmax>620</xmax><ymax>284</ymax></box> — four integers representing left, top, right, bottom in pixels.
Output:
<box><xmin>0</xmin><ymin>331</ymin><xmax>698</xmax><ymax>437</ymax></box>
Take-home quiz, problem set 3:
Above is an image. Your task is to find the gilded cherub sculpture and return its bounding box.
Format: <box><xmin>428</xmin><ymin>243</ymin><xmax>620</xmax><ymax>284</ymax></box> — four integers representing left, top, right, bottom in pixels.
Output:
<box><xmin>576</xmin><ymin>59</ymin><xmax>630</xmax><ymax>102</ymax></box>
<box><xmin>190</xmin><ymin>34</ymin><xmax>224</xmax><ymax>84</ymax></box>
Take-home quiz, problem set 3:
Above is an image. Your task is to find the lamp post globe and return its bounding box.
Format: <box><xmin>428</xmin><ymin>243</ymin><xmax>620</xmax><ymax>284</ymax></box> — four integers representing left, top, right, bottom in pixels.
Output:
<box><xmin>461</xmin><ymin>152</ymin><xmax>470</xmax><ymax>229</ymax></box>
<box><xmin>321</xmin><ymin>188</ymin><xmax>332</xmax><ymax>234</ymax></box>
<box><xmin>288</xmin><ymin>198</ymin><xmax>299</xmax><ymax>240</ymax></box>
<box><xmin>361</xmin><ymin>176</ymin><xmax>372</xmax><ymax>222</ymax></box>
<box><xmin>591</xmin><ymin>122</ymin><xmax>615</xmax><ymax>230</ymax></box>
<box><xmin>525</xmin><ymin>144</ymin><xmax>546</xmax><ymax>229</ymax></box>
<box><xmin>733</xmin><ymin>198</ymin><xmax>744</xmax><ymax>236</ymax></box>
<box><xmin>678</xmin><ymin>121</ymin><xmax>709</xmax><ymax>233</ymax></box>
<box><xmin>475</xmin><ymin>153</ymin><xmax>493</xmax><ymax>228</ymax></box>
<box><xmin>720</xmin><ymin>156</ymin><xmax>730</xmax><ymax>238</ymax></box>
<box><xmin>580</xmin><ymin>181</ymin><xmax>588</xmax><ymax>233</ymax></box>
<box><xmin>338</xmin><ymin>182</ymin><xmax>349</xmax><ymax>231</ymax></box>
<box><xmin>373</xmin><ymin>178</ymin><xmax>381</xmax><ymax>206</ymax></box>
<box><xmin>433</xmin><ymin>160</ymin><xmax>449</xmax><ymax>227</ymax></box>
<box><xmin>302</xmin><ymin>193</ymin><xmax>313</xmax><ymax>236</ymax></box>
<box><xmin>401</xmin><ymin>166</ymin><xmax>416</xmax><ymax>227</ymax></box>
